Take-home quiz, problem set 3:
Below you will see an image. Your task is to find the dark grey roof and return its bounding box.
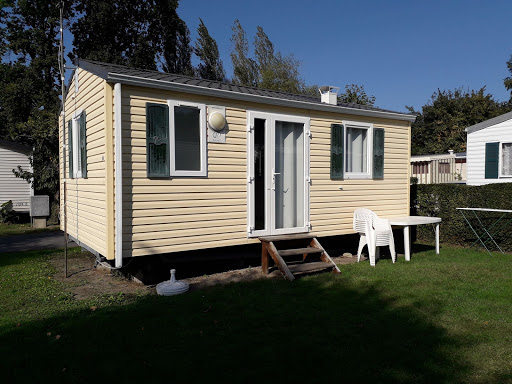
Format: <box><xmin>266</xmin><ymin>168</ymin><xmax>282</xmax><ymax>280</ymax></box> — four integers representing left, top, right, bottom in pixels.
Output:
<box><xmin>75</xmin><ymin>59</ymin><xmax>416</xmax><ymax>122</ymax></box>
<box><xmin>0</xmin><ymin>139</ymin><xmax>32</xmax><ymax>154</ymax></box>
<box><xmin>465</xmin><ymin>111</ymin><xmax>512</xmax><ymax>134</ymax></box>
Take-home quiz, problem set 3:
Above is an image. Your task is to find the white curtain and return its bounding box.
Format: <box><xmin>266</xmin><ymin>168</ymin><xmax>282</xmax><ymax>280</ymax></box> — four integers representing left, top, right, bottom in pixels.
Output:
<box><xmin>346</xmin><ymin>127</ymin><xmax>367</xmax><ymax>173</ymax></box>
<box><xmin>502</xmin><ymin>143</ymin><xmax>512</xmax><ymax>176</ymax></box>
<box><xmin>275</xmin><ymin>121</ymin><xmax>304</xmax><ymax>229</ymax></box>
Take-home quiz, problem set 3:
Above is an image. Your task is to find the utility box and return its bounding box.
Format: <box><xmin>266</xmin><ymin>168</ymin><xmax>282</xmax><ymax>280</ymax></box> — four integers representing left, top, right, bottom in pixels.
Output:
<box><xmin>30</xmin><ymin>195</ymin><xmax>49</xmax><ymax>228</ymax></box>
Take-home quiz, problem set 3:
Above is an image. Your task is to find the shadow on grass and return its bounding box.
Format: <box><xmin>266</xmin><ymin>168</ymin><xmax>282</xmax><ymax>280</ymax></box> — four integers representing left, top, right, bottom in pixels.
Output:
<box><xmin>0</xmin><ymin>274</ymin><xmax>473</xmax><ymax>383</ymax></box>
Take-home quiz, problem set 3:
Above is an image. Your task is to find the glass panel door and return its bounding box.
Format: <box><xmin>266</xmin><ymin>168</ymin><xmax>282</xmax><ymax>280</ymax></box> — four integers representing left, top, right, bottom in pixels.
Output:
<box><xmin>247</xmin><ymin>112</ymin><xmax>309</xmax><ymax>237</ymax></box>
<box><xmin>273</xmin><ymin>120</ymin><xmax>306</xmax><ymax>233</ymax></box>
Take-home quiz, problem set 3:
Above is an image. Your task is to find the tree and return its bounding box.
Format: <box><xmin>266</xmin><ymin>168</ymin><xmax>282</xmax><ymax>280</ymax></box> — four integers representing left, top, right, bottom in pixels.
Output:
<box><xmin>1</xmin><ymin>0</ymin><xmax>68</xmax><ymax>205</ymax></box>
<box><xmin>505</xmin><ymin>55</ymin><xmax>512</xmax><ymax>101</ymax></box>
<box><xmin>194</xmin><ymin>18</ymin><xmax>225</xmax><ymax>81</ymax></box>
<box><xmin>253</xmin><ymin>26</ymin><xmax>304</xmax><ymax>94</ymax></box>
<box><xmin>409</xmin><ymin>87</ymin><xmax>511</xmax><ymax>156</ymax></box>
<box><xmin>230</xmin><ymin>20</ymin><xmax>305</xmax><ymax>93</ymax></box>
<box><xmin>230</xmin><ymin>20</ymin><xmax>258</xmax><ymax>87</ymax></box>
<box><xmin>338</xmin><ymin>84</ymin><xmax>376</xmax><ymax>106</ymax></box>
<box><xmin>70</xmin><ymin>0</ymin><xmax>193</xmax><ymax>75</ymax></box>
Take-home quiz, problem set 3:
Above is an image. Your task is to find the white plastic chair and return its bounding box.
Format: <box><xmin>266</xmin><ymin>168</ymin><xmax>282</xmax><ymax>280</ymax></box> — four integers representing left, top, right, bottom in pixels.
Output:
<box><xmin>353</xmin><ymin>208</ymin><xmax>396</xmax><ymax>267</ymax></box>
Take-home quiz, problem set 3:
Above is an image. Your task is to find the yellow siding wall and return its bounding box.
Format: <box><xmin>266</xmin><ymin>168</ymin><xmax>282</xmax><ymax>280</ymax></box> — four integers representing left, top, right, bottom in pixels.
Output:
<box><xmin>59</xmin><ymin>69</ymin><xmax>107</xmax><ymax>255</ymax></box>
<box><xmin>309</xmin><ymin>115</ymin><xmax>410</xmax><ymax>236</ymax></box>
<box><xmin>121</xmin><ymin>86</ymin><xmax>410</xmax><ymax>257</ymax></box>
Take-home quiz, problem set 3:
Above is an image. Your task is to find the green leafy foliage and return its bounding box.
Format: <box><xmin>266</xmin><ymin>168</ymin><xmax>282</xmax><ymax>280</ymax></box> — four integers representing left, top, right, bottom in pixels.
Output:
<box><xmin>230</xmin><ymin>19</ymin><xmax>258</xmax><ymax>87</ymax></box>
<box><xmin>194</xmin><ymin>18</ymin><xmax>225</xmax><ymax>81</ymax></box>
<box><xmin>70</xmin><ymin>0</ymin><xmax>193</xmax><ymax>75</ymax></box>
<box><xmin>254</xmin><ymin>26</ymin><xmax>304</xmax><ymax>94</ymax></box>
<box><xmin>0</xmin><ymin>1</ymin><xmax>66</xmax><ymax>203</ymax></box>
<box><xmin>409</xmin><ymin>87</ymin><xmax>511</xmax><ymax>156</ymax></box>
<box><xmin>413</xmin><ymin>183</ymin><xmax>512</xmax><ymax>250</ymax></box>
<box><xmin>230</xmin><ymin>20</ymin><xmax>305</xmax><ymax>94</ymax></box>
<box><xmin>505</xmin><ymin>55</ymin><xmax>512</xmax><ymax>102</ymax></box>
<box><xmin>338</xmin><ymin>84</ymin><xmax>376</xmax><ymax>106</ymax></box>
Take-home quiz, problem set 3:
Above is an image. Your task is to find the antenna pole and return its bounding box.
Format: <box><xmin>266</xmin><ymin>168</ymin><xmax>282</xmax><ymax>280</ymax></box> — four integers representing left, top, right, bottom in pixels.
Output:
<box><xmin>59</xmin><ymin>2</ymin><xmax>68</xmax><ymax>278</ymax></box>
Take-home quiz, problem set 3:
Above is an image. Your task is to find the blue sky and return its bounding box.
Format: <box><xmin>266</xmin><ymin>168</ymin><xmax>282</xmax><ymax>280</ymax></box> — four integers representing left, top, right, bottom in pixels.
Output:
<box><xmin>177</xmin><ymin>0</ymin><xmax>512</xmax><ymax>112</ymax></box>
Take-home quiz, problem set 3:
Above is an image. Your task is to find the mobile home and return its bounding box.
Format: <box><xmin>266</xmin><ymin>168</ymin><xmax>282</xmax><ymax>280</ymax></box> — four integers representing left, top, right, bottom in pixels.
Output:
<box><xmin>466</xmin><ymin>111</ymin><xmax>512</xmax><ymax>186</ymax></box>
<box><xmin>59</xmin><ymin>59</ymin><xmax>415</xmax><ymax>269</ymax></box>
<box><xmin>0</xmin><ymin>139</ymin><xmax>33</xmax><ymax>212</ymax></box>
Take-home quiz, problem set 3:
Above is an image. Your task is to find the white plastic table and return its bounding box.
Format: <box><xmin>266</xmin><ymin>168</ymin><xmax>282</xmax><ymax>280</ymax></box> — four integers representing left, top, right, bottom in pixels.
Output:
<box><xmin>456</xmin><ymin>208</ymin><xmax>512</xmax><ymax>255</ymax></box>
<box><xmin>387</xmin><ymin>216</ymin><xmax>442</xmax><ymax>261</ymax></box>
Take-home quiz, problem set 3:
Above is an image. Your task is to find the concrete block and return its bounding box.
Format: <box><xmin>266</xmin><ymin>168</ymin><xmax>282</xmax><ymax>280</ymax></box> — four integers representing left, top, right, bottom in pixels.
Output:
<box><xmin>30</xmin><ymin>195</ymin><xmax>49</xmax><ymax>217</ymax></box>
<box><xmin>32</xmin><ymin>217</ymin><xmax>47</xmax><ymax>228</ymax></box>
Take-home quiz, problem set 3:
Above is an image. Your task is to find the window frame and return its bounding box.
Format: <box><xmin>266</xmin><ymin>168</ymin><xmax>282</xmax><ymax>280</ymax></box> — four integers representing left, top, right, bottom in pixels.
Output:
<box><xmin>168</xmin><ymin>99</ymin><xmax>207</xmax><ymax>177</ymax></box>
<box><xmin>69</xmin><ymin>109</ymin><xmax>86</xmax><ymax>179</ymax></box>
<box><xmin>343</xmin><ymin>120</ymin><xmax>374</xmax><ymax>179</ymax></box>
<box><xmin>499</xmin><ymin>141</ymin><xmax>512</xmax><ymax>178</ymax></box>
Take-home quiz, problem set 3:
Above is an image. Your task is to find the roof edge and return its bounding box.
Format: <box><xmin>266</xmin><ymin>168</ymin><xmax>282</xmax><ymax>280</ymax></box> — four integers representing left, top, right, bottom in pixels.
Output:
<box><xmin>465</xmin><ymin>111</ymin><xmax>512</xmax><ymax>134</ymax></box>
<box><xmin>0</xmin><ymin>139</ymin><xmax>32</xmax><ymax>154</ymax></box>
<box><xmin>107</xmin><ymin>73</ymin><xmax>417</xmax><ymax>122</ymax></box>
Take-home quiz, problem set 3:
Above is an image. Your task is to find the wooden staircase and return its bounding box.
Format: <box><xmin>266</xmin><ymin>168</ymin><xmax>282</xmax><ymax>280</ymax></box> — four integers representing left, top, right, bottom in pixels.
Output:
<box><xmin>259</xmin><ymin>233</ymin><xmax>340</xmax><ymax>281</ymax></box>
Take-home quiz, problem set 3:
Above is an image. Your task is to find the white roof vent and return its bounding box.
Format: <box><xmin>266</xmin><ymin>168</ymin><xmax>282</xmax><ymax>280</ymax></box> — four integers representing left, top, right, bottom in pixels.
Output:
<box><xmin>319</xmin><ymin>86</ymin><xmax>339</xmax><ymax>105</ymax></box>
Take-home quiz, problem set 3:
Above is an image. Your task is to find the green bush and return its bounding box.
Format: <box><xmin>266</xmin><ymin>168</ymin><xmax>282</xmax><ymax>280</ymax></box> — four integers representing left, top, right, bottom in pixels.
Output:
<box><xmin>1</xmin><ymin>200</ymin><xmax>18</xmax><ymax>224</ymax></box>
<box><xmin>412</xmin><ymin>183</ymin><xmax>512</xmax><ymax>250</ymax></box>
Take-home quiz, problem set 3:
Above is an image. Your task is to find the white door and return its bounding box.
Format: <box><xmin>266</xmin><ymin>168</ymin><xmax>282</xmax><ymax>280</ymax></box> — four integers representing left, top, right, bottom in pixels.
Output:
<box><xmin>247</xmin><ymin>111</ymin><xmax>310</xmax><ymax>237</ymax></box>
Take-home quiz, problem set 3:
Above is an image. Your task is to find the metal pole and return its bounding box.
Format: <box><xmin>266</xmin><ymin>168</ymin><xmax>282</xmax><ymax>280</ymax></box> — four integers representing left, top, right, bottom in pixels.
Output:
<box><xmin>59</xmin><ymin>3</ymin><xmax>68</xmax><ymax>278</ymax></box>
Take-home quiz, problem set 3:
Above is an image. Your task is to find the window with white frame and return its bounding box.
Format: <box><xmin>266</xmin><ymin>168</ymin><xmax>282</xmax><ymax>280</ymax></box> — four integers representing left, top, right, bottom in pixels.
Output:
<box><xmin>169</xmin><ymin>100</ymin><xmax>207</xmax><ymax>176</ymax></box>
<box><xmin>345</xmin><ymin>121</ymin><xmax>373</xmax><ymax>178</ymax></box>
<box><xmin>501</xmin><ymin>142</ymin><xmax>512</xmax><ymax>176</ymax></box>
<box><xmin>146</xmin><ymin>101</ymin><xmax>207</xmax><ymax>177</ymax></box>
<box><xmin>68</xmin><ymin>110</ymin><xmax>87</xmax><ymax>179</ymax></box>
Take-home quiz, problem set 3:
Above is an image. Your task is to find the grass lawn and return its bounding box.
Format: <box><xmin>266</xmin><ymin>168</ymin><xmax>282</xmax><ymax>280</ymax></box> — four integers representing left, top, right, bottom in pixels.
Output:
<box><xmin>1</xmin><ymin>245</ymin><xmax>511</xmax><ymax>383</ymax></box>
<box><xmin>0</xmin><ymin>222</ymin><xmax>59</xmax><ymax>237</ymax></box>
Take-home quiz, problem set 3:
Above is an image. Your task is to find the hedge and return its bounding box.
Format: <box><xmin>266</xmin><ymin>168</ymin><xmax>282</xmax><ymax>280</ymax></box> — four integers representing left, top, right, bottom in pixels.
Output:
<box><xmin>412</xmin><ymin>183</ymin><xmax>512</xmax><ymax>250</ymax></box>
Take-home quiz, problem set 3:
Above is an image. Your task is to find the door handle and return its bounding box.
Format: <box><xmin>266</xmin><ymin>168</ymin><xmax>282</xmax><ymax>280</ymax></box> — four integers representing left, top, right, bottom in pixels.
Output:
<box><xmin>271</xmin><ymin>168</ymin><xmax>280</xmax><ymax>190</ymax></box>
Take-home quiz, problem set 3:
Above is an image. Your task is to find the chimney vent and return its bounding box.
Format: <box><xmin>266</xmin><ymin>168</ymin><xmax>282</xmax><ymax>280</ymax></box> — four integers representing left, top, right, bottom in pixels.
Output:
<box><xmin>319</xmin><ymin>85</ymin><xmax>339</xmax><ymax>105</ymax></box>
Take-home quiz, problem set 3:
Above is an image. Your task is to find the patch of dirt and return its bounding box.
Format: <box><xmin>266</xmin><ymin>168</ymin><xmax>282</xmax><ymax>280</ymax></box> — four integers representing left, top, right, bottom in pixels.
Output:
<box><xmin>50</xmin><ymin>251</ymin><xmax>152</xmax><ymax>300</ymax></box>
<box><xmin>49</xmin><ymin>250</ymin><xmax>360</xmax><ymax>299</ymax></box>
<box><xmin>184</xmin><ymin>254</ymin><xmax>359</xmax><ymax>290</ymax></box>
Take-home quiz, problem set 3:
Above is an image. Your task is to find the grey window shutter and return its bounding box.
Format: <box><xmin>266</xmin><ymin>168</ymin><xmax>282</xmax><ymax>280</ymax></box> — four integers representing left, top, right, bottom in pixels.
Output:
<box><xmin>79</xmin><ymin>111</ymin><xmax>87</xmax><ymax>178</ymax></box>
<box><xmin>373</xmin><ymin>128</ymin><xmax>385</xmax><ymax>179</ymax></box>
<box><xmin>331</xmin><ymin>124</ymin><xmax>344</xmax><ymax>180</ymax></box>
<box><xmin>146</xmin><ymin>103</ymin><xmax>170</xmax><ymax>177</ymax></box>
<box><xmin>485</xmin><ymin>142</ymin><xmax>499</xmax><ymax>179</ymax></box>
<box><xmin>68</xmin><ymin>120</ymin><xmax>73</xmax><ymax>178</ymax></box>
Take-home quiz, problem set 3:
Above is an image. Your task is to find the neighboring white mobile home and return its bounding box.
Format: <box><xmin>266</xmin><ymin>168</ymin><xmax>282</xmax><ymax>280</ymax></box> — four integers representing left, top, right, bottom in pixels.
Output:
<box><xmin>0</xmin><ymin>139</ymin><xmax>33</xmax><ymax>212</ymax></box>
<box><xmin>59</xmin><ymin>59</ymin><xmax>416</xmax><ymax>268</ymax></box>
<box><xmin>466</xmin><ymin>111</ymin><xmax>512</xmax><ymax>186</ymax></box>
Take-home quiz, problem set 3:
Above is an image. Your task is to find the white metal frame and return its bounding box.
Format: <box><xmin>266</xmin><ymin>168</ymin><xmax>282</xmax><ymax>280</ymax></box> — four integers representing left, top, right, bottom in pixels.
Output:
<box><xmin>343</xmin><ymin>120</ymin><xmax>373</xmax><ymax>179</ymax></box>
<box><xmin>168</xmin><ymin>99</ymin><xmax>207</xmax><ymax>177</ymax></box>
<box><xmin>499</xmin><ymin>141</ymin><xmax>512</xmax><ymax>178</ymax></box>
<box><xmin>247</xmin><ymin>111</ymin><xmax>310</xmax><ymax>238</ymax></box>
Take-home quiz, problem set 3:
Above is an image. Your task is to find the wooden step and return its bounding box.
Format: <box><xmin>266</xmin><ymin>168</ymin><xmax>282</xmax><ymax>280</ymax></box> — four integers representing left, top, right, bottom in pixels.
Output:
<box><xmin>258</xmin><ymin>233</ymin><xmax>317</xmax><ymax>242</ymax></box>
<box><xmin>287</xmin><ymin>261</ymin><xmax>335</xmax><ymax>275</ymax></box>
<box><xmin>278</xmin><ymin>247</ymin><xmax>323</xmax><ymax>257</ymax></box>
<box><xmin>260</xmin><ymin>235</ymin><xmax>340</xmax><ymax>281</ymax></box>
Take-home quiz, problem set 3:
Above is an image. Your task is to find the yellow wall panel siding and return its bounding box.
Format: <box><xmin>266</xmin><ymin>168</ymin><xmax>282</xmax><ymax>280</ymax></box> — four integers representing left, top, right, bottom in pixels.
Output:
<box><xmin>128</xmin><ymin>238</ymin><xmax>259</xmax><ymax>257</ymax></box>
<box><xmin>59</xmin><ymin>68</ymin><xmax>107</xmax><ymax>256</ymax></box>
<box><xmin>117</xmin><ymin>84</ymin><xmax>411</xmax><ymax>256</ymax></box>
<box><xmin>129</xmin><ymin>211</ymin><xmax>245</xmax><ymax>226</ymax></box>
